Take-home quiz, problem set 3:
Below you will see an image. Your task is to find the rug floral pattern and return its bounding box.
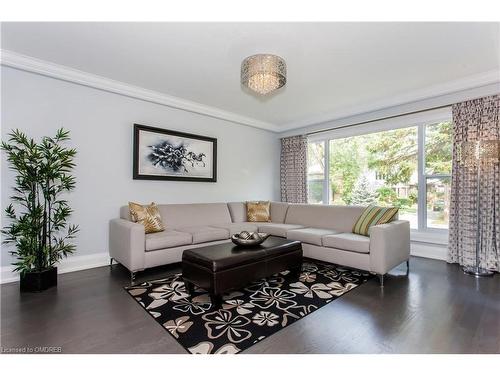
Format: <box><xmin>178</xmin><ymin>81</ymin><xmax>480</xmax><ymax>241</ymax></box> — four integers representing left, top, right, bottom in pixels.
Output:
<box><xmin>125</xmin><ymin>258</ymin><xmax>371</xmax><ymax>354</ymax></box>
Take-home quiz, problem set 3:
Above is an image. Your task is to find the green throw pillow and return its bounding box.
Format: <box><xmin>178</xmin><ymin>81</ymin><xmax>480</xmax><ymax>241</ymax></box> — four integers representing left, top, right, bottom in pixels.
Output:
<box><xmin>353</xmin><ymin>205</ymin><xmax>399</xmax><ymax>236</ymax></box>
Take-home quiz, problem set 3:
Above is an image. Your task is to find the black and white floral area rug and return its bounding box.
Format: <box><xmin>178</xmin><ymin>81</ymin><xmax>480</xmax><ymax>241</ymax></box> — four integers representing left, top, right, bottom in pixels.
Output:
<box><xmin>125</xmin><ymin>259</ymin><xmax>372</xmax><ymax>354</ymax></box>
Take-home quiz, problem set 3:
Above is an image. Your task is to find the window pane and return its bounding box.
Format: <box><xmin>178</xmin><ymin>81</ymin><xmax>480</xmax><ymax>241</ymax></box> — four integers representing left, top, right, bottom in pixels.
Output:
<box><xmin>328</xmin><ymin>127</ymin><xmax>418</xmax><ymax>229</ymax></box>
<box><xmin>329</xmin><ymin>137</ymin><xmax>364</xmax><ymax>205</ymax></box>
<box><xmin>425</xmin><ymin>121</ymin><xmax>452</xmax><ymax>175</ymax></box>
<box><xmin>307</xmin><ymin>141</ymin><xmax>325</xmax><ymax>204</ymax></box>
<box><xmin>397</xmin><ymin>185</ymin><xmax>418</xmax><ymax>230</ymax></box>
<box><xmin>426</xmin><ymin>177</ymin><xmax>451</xmax><ymax>229</ymax></box>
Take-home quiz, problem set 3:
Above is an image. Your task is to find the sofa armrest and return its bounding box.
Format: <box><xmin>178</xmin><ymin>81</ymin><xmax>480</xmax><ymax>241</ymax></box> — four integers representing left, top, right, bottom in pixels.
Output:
<box><xmin>109</xmin><ymin>218</ymin><xmax>145</xmax><ymax>272</ymax></box>
<box><xmin>369</xmin><ymin>220</ymin><xmax>410</xmax><ymax>275</ymax></box>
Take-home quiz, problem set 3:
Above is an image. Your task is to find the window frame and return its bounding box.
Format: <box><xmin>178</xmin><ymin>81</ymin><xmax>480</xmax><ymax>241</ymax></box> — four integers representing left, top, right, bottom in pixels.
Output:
<box><xmin>306</xmin><ymin>108</ymin><xmax>452</xmax><ymax>237</ymax></box>
<box><xmin>418</xmin><ymin>123</ymin><xmax>451</xmax><ymax>233</ymax></box>
<box><xmin>420</xmin><ymin>123</ymin><xmax>452</xmax><ymax>232</ymax></box>
<box><xmin>306</xmin><ymin>140</ymin><xmax>327</xmax><ymax>204</ymax></box>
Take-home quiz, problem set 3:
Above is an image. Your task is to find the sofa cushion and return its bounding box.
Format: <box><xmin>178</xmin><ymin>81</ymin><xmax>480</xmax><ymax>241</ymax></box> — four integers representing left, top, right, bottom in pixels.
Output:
<box><xmin>120</xmin><ymin>205</ymin><xmax>131</xmax><ymax>220</ymax></box>
<box><xmin>256</xmin><ymin>223</ymin><xmax>305</xmax><ymax>237</ymax></box>
<box><xmin>286</xmin><ymin>227</ymin><xmax>341</xmax><ymax>246</ymax></box>
<box><xmin>159</xmin><ymin>203</ymin><xmax>232</xmax><ymax>228</ymax></box>
<box><xmin>121</xmin><ymin>203</ymin><xmax>232</xmax><ymax>228</ymax></box>
<box><xmin>227</xmin><ymin>202</ymin><xmax>247</xmax><ymax>223</ymax></box>
<box><xmin>177</xmin><ymin>225</ymin><xmax>230</xmax><ymax>244</ymax></box>
<box><xmin>227</xmin><ymin>202</ymin><xmax>289</xmax><ymax>223</ymax></box>
<box><xmin>270</xmin><ymin>202</ymin><xmax>289</xmax><ymax>223</ymax></box>
<box><xmin>322</xmin><ymin>233</ymin><xmax>370</xmax><ymax>254</ymax></box>
<box><xmin>145</xmin><ymin>230</ymin><xmax>192</xmax><ymax>251</ymax></box>
<box><xmin>285</xmin><ymin>204</ymin><xmax>366</xmax><ymax>232</ymax></box>
<box><xmin>211</xmin><ymin>222</ymin><xmax>259</xmax><ymax>235</ymax></box>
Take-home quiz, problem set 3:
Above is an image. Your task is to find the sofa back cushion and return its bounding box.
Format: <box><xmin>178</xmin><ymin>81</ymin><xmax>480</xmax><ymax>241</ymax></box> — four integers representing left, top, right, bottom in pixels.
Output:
<box><xmin>227</xmin><ymin>202</ymin><xmax>246</xmax><ymax>222</ymax></box>
<box><xmin>285</xmin><ymin>204</ymin><xmax>366</xmax><ymax>232</ymax></box>
<box><xmin>270</xmin><ymin>202</ymin><xmax>289</xmax><ymax>223</ymax></box>
<box><xmin>227</xmin><ymin>202</ymin><xmax>289</xmax><ymax>223</ymax></box>
<box><xmin>120</xmin><ymin>205</ymin><xmax>131</xmax><ymax>220</ymax></box>
<box><xmin>120</xmin><ymin>203</ymin><xmax>231</xmax><ymax>228</ymax></box>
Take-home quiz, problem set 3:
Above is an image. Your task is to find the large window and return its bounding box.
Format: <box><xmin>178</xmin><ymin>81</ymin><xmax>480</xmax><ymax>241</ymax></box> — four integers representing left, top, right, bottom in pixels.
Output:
<box><xmin>306</xmin><ymin>119</ymin><xmax>452</xmax><ymax>232</ymax></box>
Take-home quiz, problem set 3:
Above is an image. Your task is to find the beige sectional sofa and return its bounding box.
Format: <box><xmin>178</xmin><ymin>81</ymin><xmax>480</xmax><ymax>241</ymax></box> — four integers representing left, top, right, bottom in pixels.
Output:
<box><xmin>109</xmin><ymin>202</ymin><xmax>410</xmax><ymax>285</ymax></box>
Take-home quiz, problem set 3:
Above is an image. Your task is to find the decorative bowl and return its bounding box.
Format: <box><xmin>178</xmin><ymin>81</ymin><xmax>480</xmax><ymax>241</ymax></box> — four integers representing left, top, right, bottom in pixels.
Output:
<box><xmin>231</xmin><ymin>232</ymin><xmax>270</xmax><ymax>247</ymax></box>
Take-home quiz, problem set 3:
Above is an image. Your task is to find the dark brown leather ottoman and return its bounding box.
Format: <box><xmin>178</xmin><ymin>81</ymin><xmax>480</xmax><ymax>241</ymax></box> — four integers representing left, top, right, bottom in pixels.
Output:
<box><xmin>182</xmin><ymin>236</ymin><xmax>302</xmax><ymax>306</ymax></box>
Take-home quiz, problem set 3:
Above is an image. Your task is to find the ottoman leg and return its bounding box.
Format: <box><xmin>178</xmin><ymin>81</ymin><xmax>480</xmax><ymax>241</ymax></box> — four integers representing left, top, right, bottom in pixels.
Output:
<box><xmin>289</xmin><ymin>266</ymin><xmax>302</xmax><ymax>279</ymax></box>
<box><xmin>210</xmin><ymin>294</ymin><xmax>223</xmax><ymax>308</ymax></box>
<box><xmin>184</xmin><ymin>280</ymin><xmax>195</xmax><ymax>296</ymax></box>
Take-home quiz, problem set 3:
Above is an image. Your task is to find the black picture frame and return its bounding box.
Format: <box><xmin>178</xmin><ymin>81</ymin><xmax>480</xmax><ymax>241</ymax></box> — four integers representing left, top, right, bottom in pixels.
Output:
<box><xmin>133</xmin><ymin>124</ymin><xmax>217</xmax><ymax>182</ymax></box>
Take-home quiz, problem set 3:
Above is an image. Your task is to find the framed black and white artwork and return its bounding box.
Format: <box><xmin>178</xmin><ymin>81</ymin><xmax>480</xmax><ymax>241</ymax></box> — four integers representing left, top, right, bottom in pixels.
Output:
<box><xmin>133</xmin><ymin>124</ymin><xmax>217</xmax><ymax>182</ymax></box>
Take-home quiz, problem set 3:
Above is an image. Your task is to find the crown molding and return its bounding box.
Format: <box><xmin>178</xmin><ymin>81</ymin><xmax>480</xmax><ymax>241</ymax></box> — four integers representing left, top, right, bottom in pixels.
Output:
<box><xmin>0</xmin><ymin>49</ymin><xmax>280</xmax><ymax>132</ymax></box>
<box><xmin>278</xmin><ymin>69</ymin><xmax>500</xmax><ymax>132</ymax></box>
<box><xmin>2</xmin><ymin>49</ymin><xmax>498</xmax><ymax>135</ymax></box>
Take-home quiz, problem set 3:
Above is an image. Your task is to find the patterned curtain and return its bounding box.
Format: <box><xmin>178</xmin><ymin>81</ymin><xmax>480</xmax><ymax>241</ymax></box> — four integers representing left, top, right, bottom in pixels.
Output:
<box><xmin>280</xmin><ymin>135</ymin><xmax>308</xmax><ymax>203</ymax></box>
<box><xmin>448</xmin><ymin>95</ymin><xmax>500</xmax><ymax>272</ymax></box>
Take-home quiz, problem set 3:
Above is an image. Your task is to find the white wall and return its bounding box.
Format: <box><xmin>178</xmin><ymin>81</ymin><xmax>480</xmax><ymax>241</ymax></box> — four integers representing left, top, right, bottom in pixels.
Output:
<box><xmin>1</xmin><ymin>67</ymin><xmax>280</xmax><ymax>275</ymax></box>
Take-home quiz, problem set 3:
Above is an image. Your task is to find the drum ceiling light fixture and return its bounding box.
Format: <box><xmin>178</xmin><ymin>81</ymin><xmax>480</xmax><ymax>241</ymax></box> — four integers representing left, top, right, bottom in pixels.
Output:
<box><xmin>241</xmin><ymin>54</ymin><xmax>287</xmax><ymax>95</ymax></box>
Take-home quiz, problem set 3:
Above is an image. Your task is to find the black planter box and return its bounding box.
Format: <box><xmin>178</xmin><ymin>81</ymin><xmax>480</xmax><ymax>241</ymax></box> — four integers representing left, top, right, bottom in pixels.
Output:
<box><xmin>20</xmin><ymin>267</ymin><xmax>58</xmax><ymax>292</ymax></box>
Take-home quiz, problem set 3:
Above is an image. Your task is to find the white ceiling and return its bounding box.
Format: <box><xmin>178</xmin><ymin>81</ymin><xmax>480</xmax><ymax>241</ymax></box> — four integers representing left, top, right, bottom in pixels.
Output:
<box><xmin>2</xmin><ymin>22</ymin><xmax>499</xmax><ymax>130</ymax></box>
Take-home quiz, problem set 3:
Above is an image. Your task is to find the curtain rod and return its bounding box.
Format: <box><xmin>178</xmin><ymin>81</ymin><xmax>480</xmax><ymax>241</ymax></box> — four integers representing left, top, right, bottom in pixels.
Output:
<box><xmin>306</xmin><ymin>104</ymin><xmax>452</xmax><ymax>136</ymax></box>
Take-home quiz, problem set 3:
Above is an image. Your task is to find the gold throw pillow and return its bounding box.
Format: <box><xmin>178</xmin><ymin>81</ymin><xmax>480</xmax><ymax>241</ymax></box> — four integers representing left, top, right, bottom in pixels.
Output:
<box><xmin>246</xmin><ymin>201</ymin><xmax>271</xmax><ymax>222</ymax></box>
<box><xmin>128</xmin><ymin>202</ymin><xmax>165</xmax><ymax>234</ymax></box>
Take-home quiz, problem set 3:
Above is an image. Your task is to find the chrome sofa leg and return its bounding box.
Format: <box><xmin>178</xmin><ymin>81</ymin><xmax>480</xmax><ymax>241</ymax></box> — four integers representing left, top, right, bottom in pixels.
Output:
<box><xmin>406</xmin><ymin>260</ymin><xmax>410</xmax><ymax>272</ymax></box>
<box><xmin>379</xmin><ymin>274</ymin><xmax>385</xmax><ymax>287</ymax></box>
<box><xmin>130</xmin><ymin>271</ymin><xmax>137</xmax><ymax>285</ymax></box>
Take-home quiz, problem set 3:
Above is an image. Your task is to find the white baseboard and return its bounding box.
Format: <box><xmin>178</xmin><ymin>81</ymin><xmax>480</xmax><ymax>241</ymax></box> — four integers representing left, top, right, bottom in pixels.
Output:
<box><xmin>411</xmin><ymin>242</ymin><xmax>448</xmax><ymax>261</ymax></box>
<box><xmin>0</xmin><ymin>252</ymin><xmax>110</xmax><ymax>284</ymax></box>
<box><xmin>0</xmin><ymin>242</ymin><xmax>448</xmax><ymax>284</ymax></box>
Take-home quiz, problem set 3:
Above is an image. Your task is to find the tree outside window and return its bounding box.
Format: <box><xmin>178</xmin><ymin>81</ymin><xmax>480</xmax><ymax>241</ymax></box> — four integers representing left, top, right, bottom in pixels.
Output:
<box><xmin>306</xmin><ymin>121</ymin><xmax>452</xmax><ymax>231</ymax></box>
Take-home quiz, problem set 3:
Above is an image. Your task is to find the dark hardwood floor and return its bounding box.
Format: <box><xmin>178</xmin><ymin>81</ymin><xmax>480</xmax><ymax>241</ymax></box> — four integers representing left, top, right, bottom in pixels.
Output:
<box><xmin>1</xmin><ymin>256</ymin><xmax>499</xmax><ymax>354</ymax></box>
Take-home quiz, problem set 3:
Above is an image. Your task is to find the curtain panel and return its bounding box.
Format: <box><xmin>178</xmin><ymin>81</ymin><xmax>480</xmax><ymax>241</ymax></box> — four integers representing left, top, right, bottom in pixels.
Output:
<box><xmin>448</xmin><ymin>95</ymin><xmax>500</xmax><ymax>272</ymax></box>
<box><xmin>280</xmin><ymin>135</ymin><xmax>308</xmax><ymax>203</ymax></box>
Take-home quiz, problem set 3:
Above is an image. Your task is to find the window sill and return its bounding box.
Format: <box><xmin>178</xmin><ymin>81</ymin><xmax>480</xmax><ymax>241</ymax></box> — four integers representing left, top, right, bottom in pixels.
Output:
<box><xmin>410</xmin><ymin>230</ymin><xmax>448</xmax><ymax>246</ymax></box>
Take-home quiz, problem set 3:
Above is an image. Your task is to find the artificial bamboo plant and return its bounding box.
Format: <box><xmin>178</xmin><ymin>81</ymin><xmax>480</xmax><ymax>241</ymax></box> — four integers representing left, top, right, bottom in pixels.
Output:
<box><xmin>1</xmin><ymin>128</ymin><xmax>79</xmax><ymax>275</ymax></box>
